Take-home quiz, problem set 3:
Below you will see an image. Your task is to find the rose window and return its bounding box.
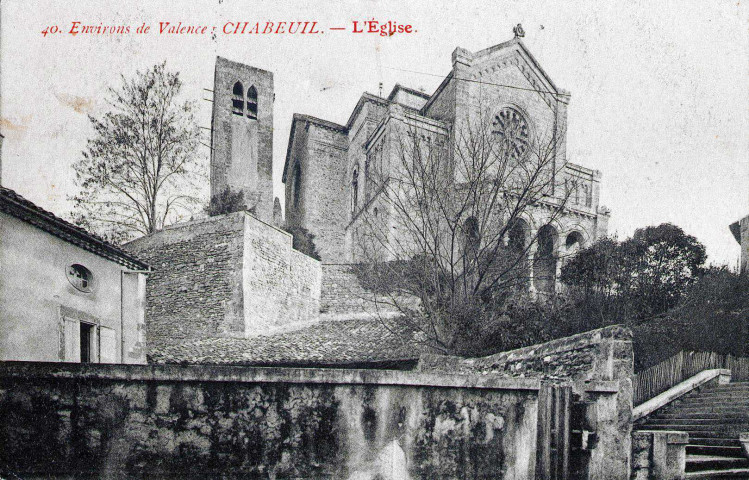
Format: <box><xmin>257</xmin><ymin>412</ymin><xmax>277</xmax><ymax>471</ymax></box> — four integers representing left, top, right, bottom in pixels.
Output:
<box><xmin>492</xmin><ymin>107</ymin><xmax>530</xmax><ymax>160</ymax></box>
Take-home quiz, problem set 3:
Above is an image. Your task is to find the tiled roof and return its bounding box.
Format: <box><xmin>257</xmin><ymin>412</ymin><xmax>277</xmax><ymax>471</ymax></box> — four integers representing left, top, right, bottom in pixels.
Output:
<box><xmin>0</xmin><ymin>186</ymin><xmax>149</xmax><ymax>270</ymax></box>
<box><xmin>149</xmin><ymin>317</ymin><xmax>436</xmax><ymax>367</ymax></box>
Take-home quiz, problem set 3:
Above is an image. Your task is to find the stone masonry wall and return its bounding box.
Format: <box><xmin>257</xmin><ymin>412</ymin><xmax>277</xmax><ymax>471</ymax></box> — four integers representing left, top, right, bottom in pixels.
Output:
<box><xmin>243</xmin><ymin>214</ymin><xmax>321</xmax><ymax>334</ymax></box>
<box><xmin>0</xmin><ymin>362</ymin><xmax>541</xmax><ymax>479</ymax></box>
<box><xmin>125</xmin><ymin>212</ymin><xmax>322</xmax><ymax>345</ymax></box>
<box><xmin>124</xmin><ymin>213</ymin><xmax>246</xmax><ymax>348</ymax></box>
<box><xmin>418</xmin><ymin>324</ymin><xmax>633</xmax><ymax>382</ymax></box>
<box><xmin>320</xmin><ymin>264</ymin><xmax>402</xmax><ymax>319</ymax></box>
<box><xmin>631</xmin><ymin>430</ymin><xmax>688</xmax><ymax>480</ymax></box>
<box><xmin>419</xmin><ymin>325</ymin><xmax>635</xmax><ymax>480</ymax></box>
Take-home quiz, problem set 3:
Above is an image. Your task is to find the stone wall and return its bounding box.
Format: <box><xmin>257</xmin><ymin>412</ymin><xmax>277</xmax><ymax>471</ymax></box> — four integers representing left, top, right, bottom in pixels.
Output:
<box><xmin>242</xmin><ymin>214</ymin><xmax>321</xmax><ymax>334</ymax></box>
<box><xmin>418</xmin><ymin>324</ymin><xmax>633</xmax><ymax>382</ymax></box>
<box><xmin>125</xmin><ymin>213</ymin><xmax>246</xmax><ymax>347</ymax></box>
<box><xmin>0</xmin><ymin>362</ymin><xmax>542</xmax><ymax>479</ymax></box>
<box><xmin>285</xmin><ymin>119</ymin><xmax>350</xmax><ymax>263</ymax></box>
<box><xmin>124</xmin><ymin>211</ymin><xmax>322</xmax><ymax>346</ymax></box>
<box><xmin>631</xmin><ymin>430</ymin><xmax>688</xmax><ymax>480</ymax></box>
<box><xmin>320</xmin><ymin>264</ymin><xmax>399</xmax><ymax>319</ymax></box>
<box><xmin>419</xmin><ymin>325</ymin><xmax>634</xmax><ymax>479</ymax></box>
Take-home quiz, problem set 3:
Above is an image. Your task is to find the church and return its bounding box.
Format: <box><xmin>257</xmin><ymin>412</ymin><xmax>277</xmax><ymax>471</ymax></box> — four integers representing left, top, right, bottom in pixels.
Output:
<box><xmin>283</xmin><ymin>31</ymin><xmax>609</xmax><ymax>295</ymax></box>
<box><xmin>126</xmin><ymin>31</ymin><xmax>612</xmax><ymax>364</ymax></box>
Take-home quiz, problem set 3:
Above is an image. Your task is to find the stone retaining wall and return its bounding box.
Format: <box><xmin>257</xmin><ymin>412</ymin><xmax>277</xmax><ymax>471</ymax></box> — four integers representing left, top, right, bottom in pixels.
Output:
<box><xmin>419</xmin><ymin>325</ymin><xmax>635</xmax><ymax>479</ymax></box>
<box><xmin>125</xmin><ymin>212</ymin><xmax>322</xmax><ymax>346</ymax></box>
<box><xmin>0</xmin><ymin>362</ymin><xmax>540</xmax><ymax>479</ymax></box>
<box><xmin>418</xmin><ymin>324</ymin><xmax>633</xmax><ymax>382</ymax></box>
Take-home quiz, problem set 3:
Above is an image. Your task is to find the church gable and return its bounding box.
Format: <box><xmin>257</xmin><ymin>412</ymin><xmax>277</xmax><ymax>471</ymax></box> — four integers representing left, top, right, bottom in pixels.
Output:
<box><xmin>470</xmin><ymin>40</ymin><xmax>567</xmax><ymax>112</ymax></box>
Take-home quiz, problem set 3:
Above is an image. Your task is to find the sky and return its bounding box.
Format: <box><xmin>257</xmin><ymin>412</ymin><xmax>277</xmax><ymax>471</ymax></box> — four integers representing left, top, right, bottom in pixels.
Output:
<box><xmin>1</xmin><ymin>0</ymin><xmax>747</xmax><ymax>266</ymax></box>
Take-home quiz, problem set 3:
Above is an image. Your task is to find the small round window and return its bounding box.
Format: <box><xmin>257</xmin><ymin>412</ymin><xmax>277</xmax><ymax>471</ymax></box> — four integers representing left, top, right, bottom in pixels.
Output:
<box><xmin>67</xmin><ymin>264</ymin><xmax>93</xmax><ymax>293</ymax></box>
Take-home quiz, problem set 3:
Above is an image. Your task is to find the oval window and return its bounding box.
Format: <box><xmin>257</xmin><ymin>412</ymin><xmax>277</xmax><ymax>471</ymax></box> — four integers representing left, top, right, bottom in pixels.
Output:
<box><xmin>67</xmin><ymin>264</ymin><xmax>93</xmax><ymax>293</ymax></box>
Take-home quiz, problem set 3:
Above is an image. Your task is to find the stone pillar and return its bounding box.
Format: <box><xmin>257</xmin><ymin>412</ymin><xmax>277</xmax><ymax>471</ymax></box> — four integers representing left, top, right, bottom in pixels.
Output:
<box><xmin>631</xmin><ymin>430</ymin><xmax>688</xmax><ymax>480</ymax></box>
<box><xmin>528</xmin><ymin>240</ymin><xmax>537</xmax><ymax>298</ymax></box>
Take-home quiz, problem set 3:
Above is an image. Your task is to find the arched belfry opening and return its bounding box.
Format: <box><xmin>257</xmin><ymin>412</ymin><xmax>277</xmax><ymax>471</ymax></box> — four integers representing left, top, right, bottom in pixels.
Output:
<box><xmin>534</xmin><ymin>224</ymin><xmax>558</xmax><ymax>295</ymax></box>
<box><xmin>563</xmin><ymin>231</ymin><xmax>585</xmax><ymax>267</ymax></box>
<box><xmin>565</xmin><ymin>231</ymin><xmax>584</xmax><ymax>253</ymax></box>
<box><xmin>231</xmin><ymin>81</ymin><xmax>244</xmax><ymax>116</ymax></box>
<box><xmin>247</xmin><ymin>85</ymin><xmax>258</xmax><ymax>120</ymax></box>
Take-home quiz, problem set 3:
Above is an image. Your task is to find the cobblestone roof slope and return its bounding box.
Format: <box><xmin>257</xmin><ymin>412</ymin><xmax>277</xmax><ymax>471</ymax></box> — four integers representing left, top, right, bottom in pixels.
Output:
<box><xmin>149</xmin><ymin>317</ymin><xmax>434</xmax><ymax>367</ymax></box>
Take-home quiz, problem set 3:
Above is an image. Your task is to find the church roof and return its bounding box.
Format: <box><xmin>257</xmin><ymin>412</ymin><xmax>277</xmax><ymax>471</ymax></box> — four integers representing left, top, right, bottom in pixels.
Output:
<box><xmin>387</xmin><ymin>84</ymin><xmax>431</xmax><ymax>102</ymax></box>
<box><xmin>149</xmin><ymin>317</ymin><xmax>435</xmax><ymax>368</ymax></box>
<box><xmin>0</xmin><ymin>186</ymin><xmax>149</xmax><ymax>270</ymax></box>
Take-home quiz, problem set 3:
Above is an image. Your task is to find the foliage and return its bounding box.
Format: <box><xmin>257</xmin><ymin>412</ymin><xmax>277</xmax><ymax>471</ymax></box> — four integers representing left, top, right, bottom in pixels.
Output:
<box><xmin>205</xmin><ymin>187</ymin><xmax>248</xmax><ymax>216</ymax></box>
<box><xmin>505</xmin><ymin>266</ymin><xmax>748</xmax><ymax>372</ymax></box>
<box><xmin>283</xmin><ymin>224</ymin><xmax>321</xmax><ymax>261</ymax></box>
<box><xmin>631</xmin><ymin>267</ymin><xmax>749</xmax><ymax>370</ymax></box>
<box><xmin>561</xmin><ymin>223</ymin><xmax>707</xmax><ymax>318</ymax></box>
<box><xmin>352</xmin><ymin>107</ymin><xmax>574</xmax><ymax>355</ymax></box>
<box><xmin>70</xmin><ymin>62</ymin><xmax>205</xmax><ymax>244</ymax></box>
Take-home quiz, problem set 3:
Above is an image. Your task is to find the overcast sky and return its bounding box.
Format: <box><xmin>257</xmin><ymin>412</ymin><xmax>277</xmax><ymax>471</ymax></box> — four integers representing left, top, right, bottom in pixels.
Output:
<box><xmin>1</xmin><ymin>0</ymin><xmax>747</xmax><ymax>266</ymax></box>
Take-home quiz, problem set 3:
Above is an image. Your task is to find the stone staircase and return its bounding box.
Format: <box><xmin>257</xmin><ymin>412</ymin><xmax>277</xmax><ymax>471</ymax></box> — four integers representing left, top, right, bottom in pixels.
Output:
<box><xmin>636</xmin><ymin>382</ymin><xmax>749</xmax><ymax>479</ymax></box>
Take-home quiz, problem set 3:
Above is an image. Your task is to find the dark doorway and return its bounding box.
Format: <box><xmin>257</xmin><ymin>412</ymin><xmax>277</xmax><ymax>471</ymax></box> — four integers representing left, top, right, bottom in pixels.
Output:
<box><xmin>80</xmin><ymin>323</ymin><xmax>93</xmax><ymax>363</ymax></box>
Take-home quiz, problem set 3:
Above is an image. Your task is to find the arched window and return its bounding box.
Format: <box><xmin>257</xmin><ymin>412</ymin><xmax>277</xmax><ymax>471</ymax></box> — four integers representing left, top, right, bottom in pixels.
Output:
<box><xmin>583</xmin><ymin>184</ymin><xmax>592</xmax><ymax>207</ymax></box>
<box><xmin>534</xmin><ymin>224</ymin><xmax>559</xmax><ymax>295</ymax></box>
<box><xmin>291</xmin><ymin>163</ymin><xmax>302</xmax><ymax>210</ymax></box>
<box><xmin>247</xmin><ymin>85</ymin><xmax>258</xmax><ymax>120</ymax></box>
<box><xmin>232</xmin><ymin>81</ymin><xmax>244</xmax><ymax>116</ymax></box>
<box><xmin>351</xmin><ymin>167</ymin><xmax>359</xmax><ymax>214</ymax></box>
<box><xmin>565</xmin><ymin>231</ymin><xmax>584</xmax><ymax>252</ymax></box>
<box><xmin>505</xmin><ymin>218</ymin><xmax>531</xmax><ymax>291</ymax></box>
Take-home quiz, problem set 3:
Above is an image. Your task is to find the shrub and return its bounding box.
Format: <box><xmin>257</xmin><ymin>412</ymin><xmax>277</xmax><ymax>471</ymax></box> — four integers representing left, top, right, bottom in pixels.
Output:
<box><xmin>205</xmin><ymin>187</ymin><xmax>247</xmax><ymax>216</ymax></box>
<box><xmin>282</xmin><ymin>224</ymin><xmax>321</xmax><ymax>261</ymax></box>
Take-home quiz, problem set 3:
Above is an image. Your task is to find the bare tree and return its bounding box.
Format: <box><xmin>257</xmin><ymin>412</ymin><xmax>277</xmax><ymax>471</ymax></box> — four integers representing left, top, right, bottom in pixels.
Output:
<box><xmin>351</xmin><ymin>106</ymin><xmax>576</xmax><ymax>356</ymax></box>
<box><xmin>70</xmin><ymin>62</ymin><xmax>206</xmax><ymax>244</ymax></box>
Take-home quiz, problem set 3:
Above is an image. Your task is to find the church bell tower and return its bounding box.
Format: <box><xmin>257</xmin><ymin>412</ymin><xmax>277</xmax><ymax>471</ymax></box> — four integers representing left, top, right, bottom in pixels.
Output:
<box><xmin>210</xmin><ymin>56</ymin><xmax>274</xmax><ymax>222</ymax></box>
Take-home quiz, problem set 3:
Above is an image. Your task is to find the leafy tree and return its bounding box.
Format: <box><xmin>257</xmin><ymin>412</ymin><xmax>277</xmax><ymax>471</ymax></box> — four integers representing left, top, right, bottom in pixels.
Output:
<box><xmin>70</xmin><ymin>62</ymin><xmax>205</xmax><ymax>244</ymax></box>
<box><xmin>561</xmin><ymin>223</ymin><xmax>707</xmax><ymax>318</ymax></box>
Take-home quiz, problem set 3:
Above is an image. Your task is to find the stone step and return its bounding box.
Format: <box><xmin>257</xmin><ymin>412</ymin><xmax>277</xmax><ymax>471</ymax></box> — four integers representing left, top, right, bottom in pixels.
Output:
<box><xmin>638</xmin><ymin>424</ymin><xmax>749</xmax><ymax>436</ymax></box>
<box><xmin>643</xmin><ymin>418</ymin><xmax>749</xmax><ymax>426</ymax></box>
<box><xmin>672</xmin><ymin>400</ymin><xmax>749</xmax><ymax>407</ymax></box>
<box><xmin>687</xmin><ymin>445</ymin><xmax>746</xmax><ymax>457</ymax></box>
<box><xmin>659</xmin><ymin>407</ymin><xmax>749</xmax><ymax>415</ymax></box>
<box><xmin>687</xmin><ymin>455</ymin><xmax>749</xmax><ymax>473</ymax></box>
<box><xmin>694</xmin><ymin>389</ymin><xmax>749</xmax><ymax>395</ymax></box>
<box><xmin>654</xmin><ymin>413</ymin><xmax>749</xmax><ymax>420</ymax></box>
<box><xmin>708</xmin><ymin>383</ymin><xmax>749</xmax><ymax>389</ymax></box>
<box><xmin>685</xmin><ymin>468</ymin><xmax>749</xmax><ymax>479</ymax></box>
<box><xmin>689</xmin><ymin>438</ymin><xmax>743</xmax><ymax>447</ymax></box>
